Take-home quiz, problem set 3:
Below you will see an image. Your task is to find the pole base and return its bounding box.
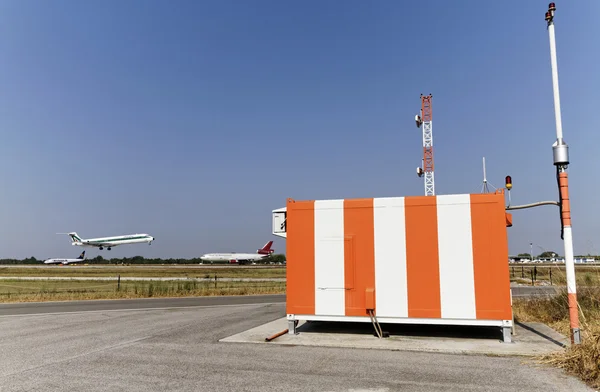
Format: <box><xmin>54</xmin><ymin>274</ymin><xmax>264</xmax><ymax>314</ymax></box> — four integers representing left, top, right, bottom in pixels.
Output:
<box><xmin>571</xmin><ymin>328</ymin><xmax>581</xmax><ymax>345</ymax></box>
<box><xmin>571</xmin><ymin>328</ymin><xmax>581</xmax><ymax>344</ymax></box>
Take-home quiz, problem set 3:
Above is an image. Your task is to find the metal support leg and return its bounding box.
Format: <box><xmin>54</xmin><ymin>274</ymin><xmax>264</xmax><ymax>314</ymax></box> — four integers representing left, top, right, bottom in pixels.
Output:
<box><xmin>502</xmin><ymin>326</ymin><xmax>512</xmax><ymax>343</ymax></box>
<box><xmin>572</xmin><ymin>328</ymin><xmax>581</xmax><ymax>345</ymax></box>
<box><xmin>288</xmin><ymin>320</ymin><xmax>297</xmax><ymax>335</ymax></box>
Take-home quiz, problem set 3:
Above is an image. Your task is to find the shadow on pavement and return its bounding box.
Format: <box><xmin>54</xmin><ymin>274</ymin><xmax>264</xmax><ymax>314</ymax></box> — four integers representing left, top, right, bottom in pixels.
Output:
<box><xmin>296</xmin><ymin>320</ymin><xmax>504</xmax><ymax>341</ymax></box>
<box><xmin>515</xmin><ymin>321</ymin><xmax>567</xmax><ymax>348</ymax></box>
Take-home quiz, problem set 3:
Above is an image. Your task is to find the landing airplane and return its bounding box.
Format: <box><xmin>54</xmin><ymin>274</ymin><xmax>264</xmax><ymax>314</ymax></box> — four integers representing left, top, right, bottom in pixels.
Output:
<box><xmin>44</xmin><ymin>251</ymin><xmax>86</xmax><ymax>265</ymax></box>
<box><xmin>61</xmin><ymin>232</ymin><xmax>155</xmax><ymax>251</ymax></box>
<box><xmin>200</xmin><ymin>241</ymin><xmax>274</xmax><ymax>265</ymax></box>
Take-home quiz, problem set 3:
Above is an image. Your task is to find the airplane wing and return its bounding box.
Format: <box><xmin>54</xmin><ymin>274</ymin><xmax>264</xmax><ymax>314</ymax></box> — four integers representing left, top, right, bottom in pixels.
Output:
<box><xmin>80</xmin><ymin>242</ymin><xmax>103</xmax><ymax>248</ymax></box>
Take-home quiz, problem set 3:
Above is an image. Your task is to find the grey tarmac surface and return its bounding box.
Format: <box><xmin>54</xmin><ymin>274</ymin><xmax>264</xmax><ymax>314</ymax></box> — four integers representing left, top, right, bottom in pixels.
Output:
<box><xmin>510</xmin><ymin>285</ymin><xmax>560</xmax><ymax>298</ymax></box>
<box><xmin>0</xmin><ymin>299</ymin><xmax>593</xmax><ymax>391</ymax></box>
<box><xmin>0</xmin><ymin>294</ymin><xmax>286</xmax><ymax>316</ymax></box>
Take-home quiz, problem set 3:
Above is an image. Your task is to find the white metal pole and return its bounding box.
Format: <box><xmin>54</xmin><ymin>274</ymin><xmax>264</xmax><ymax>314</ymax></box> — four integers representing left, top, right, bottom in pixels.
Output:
<box><xmin>548</xmin><ymin>22</ymin><xmax>563</xmax><ymax>141</ymax></box>
<box><xmin>482</xmin><ymin>157</ymin><xmax>488</xmax><ymax>193</ymax></box>
<box><xmin>530</xmin><ymin>242</ymin><xmax>533</xmax><ymax>262</ymax></box>
<box><xmin>483</xmin><ymin>157</ymin><xmax>487</xmax><ymax>184</ymax></box>
<box><xmin>546</xmin><ymin>3</ymin><xmax>580</xmax><ymax>345</ymax></box>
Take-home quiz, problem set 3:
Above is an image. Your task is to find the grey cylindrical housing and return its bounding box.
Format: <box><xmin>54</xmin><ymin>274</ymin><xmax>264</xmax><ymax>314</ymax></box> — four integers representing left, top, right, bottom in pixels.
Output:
<box><xmin>553</xmin><ymin>140</ymin><xmax>569</xmax><ymax>166</ymax></box>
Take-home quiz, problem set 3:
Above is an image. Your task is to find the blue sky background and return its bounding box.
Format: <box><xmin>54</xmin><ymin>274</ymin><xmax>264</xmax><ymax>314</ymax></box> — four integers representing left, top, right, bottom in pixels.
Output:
<box><xmin>0</xmin><ymin>0</ymin><xmax>598</xmax><ymax>259</ymax></box>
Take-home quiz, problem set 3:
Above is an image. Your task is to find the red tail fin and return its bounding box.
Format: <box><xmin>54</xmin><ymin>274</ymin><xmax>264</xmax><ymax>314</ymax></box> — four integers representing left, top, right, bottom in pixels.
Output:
<box><xmin>257</xmin><ymin>241</ymin><xmax>274</xmax><ymax>255</ymax></box>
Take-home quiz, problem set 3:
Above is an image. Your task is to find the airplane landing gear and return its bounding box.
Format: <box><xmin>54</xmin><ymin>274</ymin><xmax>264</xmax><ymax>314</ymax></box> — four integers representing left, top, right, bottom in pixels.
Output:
<box><xmin>107</xmin><ymin>247</ymin><xmax>111</xmax><ymax>251</ymax></box>
<box><xmin>99</xmin><ymin>247</ymin><xmax>104</xmax><ymax>250</ymax></box>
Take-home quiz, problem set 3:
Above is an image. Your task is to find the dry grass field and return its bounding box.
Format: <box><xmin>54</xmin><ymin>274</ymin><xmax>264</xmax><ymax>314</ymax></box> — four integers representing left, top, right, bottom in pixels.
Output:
<box><xmin>513</xmin><ymin>285</ymin><xmax>600</xmax><ymax>389</ymax></box>
<box><xmin>0</xmin><ymin>265</ymin><xmax>287</xmax><ymax>303</ymax></box>
<box><xmin>509</xmin><ymin>264</ymin><xmax>600</xmax><ymax>286</ymax></box>
<box><xmin>0</xmin><ymin>265</ymin><xmax>286</xmax><ymax>279</ymax></box>
<box><xmin>0</xmin><ymin>278</ymin><xmax>286</xmax><ymax>303</ymax></box>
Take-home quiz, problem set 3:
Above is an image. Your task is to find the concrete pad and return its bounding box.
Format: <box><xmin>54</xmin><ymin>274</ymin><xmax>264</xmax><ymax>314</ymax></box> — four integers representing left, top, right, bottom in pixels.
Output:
<box><xmin>220</xmin><ymin>317</ymin><xmax>569</xmax><ymax>357</ymax></box>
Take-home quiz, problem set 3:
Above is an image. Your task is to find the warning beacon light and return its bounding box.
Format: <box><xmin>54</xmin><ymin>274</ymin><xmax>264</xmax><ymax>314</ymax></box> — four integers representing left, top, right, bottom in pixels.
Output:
<box><xmin>505</xmin><ymin>175</ymin><xmax>512</xmax><ymax>190</ymax></box>
<box><xmin>546</xmin><ymin>3</ymin><xmax>555</xmax><ymax>23</ymax></box>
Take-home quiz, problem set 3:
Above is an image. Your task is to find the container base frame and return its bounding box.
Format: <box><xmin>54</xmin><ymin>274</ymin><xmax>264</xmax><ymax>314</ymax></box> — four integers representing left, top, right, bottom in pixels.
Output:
<box><xmin>287</xmin><ymin>314</ymin><xmax>513</xmax><ymax>343</ymax></box>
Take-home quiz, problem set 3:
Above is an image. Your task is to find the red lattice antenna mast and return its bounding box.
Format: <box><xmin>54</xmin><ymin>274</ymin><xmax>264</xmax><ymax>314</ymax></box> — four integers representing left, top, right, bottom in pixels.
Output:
<box><xmin>415</xmin><ymin>94</ymin><xmax>435</xmax><ymax>196</ymax></box>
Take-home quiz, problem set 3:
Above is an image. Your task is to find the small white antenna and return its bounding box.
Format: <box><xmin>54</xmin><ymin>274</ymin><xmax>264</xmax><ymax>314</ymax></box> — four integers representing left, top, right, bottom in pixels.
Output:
<box><xmin>481</xmin><ymin>157</ymin><xmax>497</xmax><ymax>193</ymax></box>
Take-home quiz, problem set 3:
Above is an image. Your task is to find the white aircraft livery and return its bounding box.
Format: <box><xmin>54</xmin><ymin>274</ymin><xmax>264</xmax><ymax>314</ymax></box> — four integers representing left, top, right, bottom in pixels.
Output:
<box><xmin>200</xmin><ymin>241</ymin><xmax>274</xmax><ymax>264</ymax></box>
<box><xmin>64</xmin><ymin>232</ymin><xmax>154</xmax><ymax>251</ymax></box>
<box><xmin>44</xmin><ymin>251</ymin><xmax>86</xmax><ymax>265</ymax></box>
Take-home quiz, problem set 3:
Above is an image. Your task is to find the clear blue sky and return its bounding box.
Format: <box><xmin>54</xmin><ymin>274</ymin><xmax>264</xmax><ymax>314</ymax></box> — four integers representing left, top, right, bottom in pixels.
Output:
<box><xmin>0</xmin><ymin>0</ymin><xmax>598</xmax><ymax>260</ymax></box>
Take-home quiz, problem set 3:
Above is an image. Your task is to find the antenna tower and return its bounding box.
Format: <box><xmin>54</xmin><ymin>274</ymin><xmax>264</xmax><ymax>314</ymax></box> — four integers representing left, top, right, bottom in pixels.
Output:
<box><xmin>481</xmin><ymin>157</ymin><xmax>497</xmax><ymax>193</ymax></box>
<box><xmin>415</xmin><ymin>94</ymin><xmax>434</xmax><ymax>196</ymax></box>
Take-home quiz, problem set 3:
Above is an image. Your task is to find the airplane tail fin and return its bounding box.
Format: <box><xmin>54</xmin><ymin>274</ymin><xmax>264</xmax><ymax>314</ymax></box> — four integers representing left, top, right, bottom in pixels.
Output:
<box><xmin>56</xmin><ymin>232</ymin><xmax>83</xmax><ymax>245</ymax></box>
<box><xmin>78</xmin><ymin>251</ymin><xmax>86</xmax><ymax>259</ymax></box>
<box><xmin>68</xmin><ymin>232</ymin><xmax>82</xmax><ymax>244</ymax></box>
<box><xmin>257</xmin><ymin>241</ymin><xmax>274</xmax><ymax>255</ymax></box>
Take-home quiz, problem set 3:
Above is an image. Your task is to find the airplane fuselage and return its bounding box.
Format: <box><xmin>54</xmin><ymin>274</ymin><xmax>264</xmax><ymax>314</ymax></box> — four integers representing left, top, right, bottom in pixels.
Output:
<box><xmin>200</xmin><ymin>253</ymin><xmax>269</xmax><ymax>263</ymax></box>
<box><xmin>44</xmin><ymin>258</ymin><xmax>85</xmax><ymax>265</ymax></box>
<box><xmin>69</xmin><ymin>233</ymin><xmax>154</xmax><ymax>250</ymax></box>
<box><xmin>200</xmin><ymin>241</ymin><xmax>273</xmax><ymax>264</ymax></box>
<box><xmin>44</xmin><ymin>251</ymin><xmax>86</xmax><ymax>265</ymax></box>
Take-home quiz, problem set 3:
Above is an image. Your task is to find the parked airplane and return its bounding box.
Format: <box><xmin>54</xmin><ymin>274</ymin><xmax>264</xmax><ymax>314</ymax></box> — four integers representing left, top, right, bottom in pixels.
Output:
<box><xmin>44</xmin><ymin>251</ymin><xmax>86</xmax><ymax>265</ymax></box>
<box><xmin>200</xmin><ymin>241</ymin><xmax>274</xmax><ymax>264</ymax></box>
<box><xmin>61</xmin><ymin>232</ymin><xmax>154</xmax><ymax>250</ymax></box>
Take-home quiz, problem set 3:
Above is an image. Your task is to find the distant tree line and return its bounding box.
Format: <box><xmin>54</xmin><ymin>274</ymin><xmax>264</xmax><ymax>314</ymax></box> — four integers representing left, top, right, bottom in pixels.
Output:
<box><xmin>0</xmin><ymin>254</ymin><xmax>287</xmax><ymax>265</ymax></box>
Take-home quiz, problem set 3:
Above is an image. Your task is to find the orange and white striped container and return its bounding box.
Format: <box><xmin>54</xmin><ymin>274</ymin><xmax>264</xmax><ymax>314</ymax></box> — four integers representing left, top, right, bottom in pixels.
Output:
<box><xmin>272</xmin><ymin>190</ymin><xmax>514</xmax><ymax>340</ymax></box>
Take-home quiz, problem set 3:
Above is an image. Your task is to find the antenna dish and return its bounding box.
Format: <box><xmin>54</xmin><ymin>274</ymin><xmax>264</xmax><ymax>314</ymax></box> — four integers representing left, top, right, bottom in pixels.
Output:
<box><xmin>415</xmin><ymin>114</ymin><xmax>422</xmax><ymax>128</ymax></box>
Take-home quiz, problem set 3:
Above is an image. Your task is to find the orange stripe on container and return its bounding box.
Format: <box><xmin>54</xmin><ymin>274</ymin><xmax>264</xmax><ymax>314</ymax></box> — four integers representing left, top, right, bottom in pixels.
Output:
<box><xmin>285</xmin><ymin>199</ymin><xmax>315</xmax><ymax>315</ymax></box>
<box><xmin>405</xmin><ymin>196</ymin><xmax>441</xmax><ymax>318</ymax></box>
<box><xmin>470</xmin><ymin>193</ymin><xmax>512</xmax><ymax>320</ymax></box>
<box><xmin>343</xmin><ymin>198</ymin><xmax>375</xmax><ymax>316</ymax></box>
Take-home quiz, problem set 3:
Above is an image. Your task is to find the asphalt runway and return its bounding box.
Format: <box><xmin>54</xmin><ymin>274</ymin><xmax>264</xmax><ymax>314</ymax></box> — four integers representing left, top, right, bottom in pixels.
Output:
<box><xmin>510</xmin><ymin>285</ymin><xmax>560</xmax><ymax>298</ymax></box>
<box><xmin>0</xmin><ymin>294</ymin><xmax>286</xmax><ymax>316</ymax></box>
<box><xmin>0</xmin><ymin>297</ymin><xmax>591</xmax><ymax>391</ymax></box>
